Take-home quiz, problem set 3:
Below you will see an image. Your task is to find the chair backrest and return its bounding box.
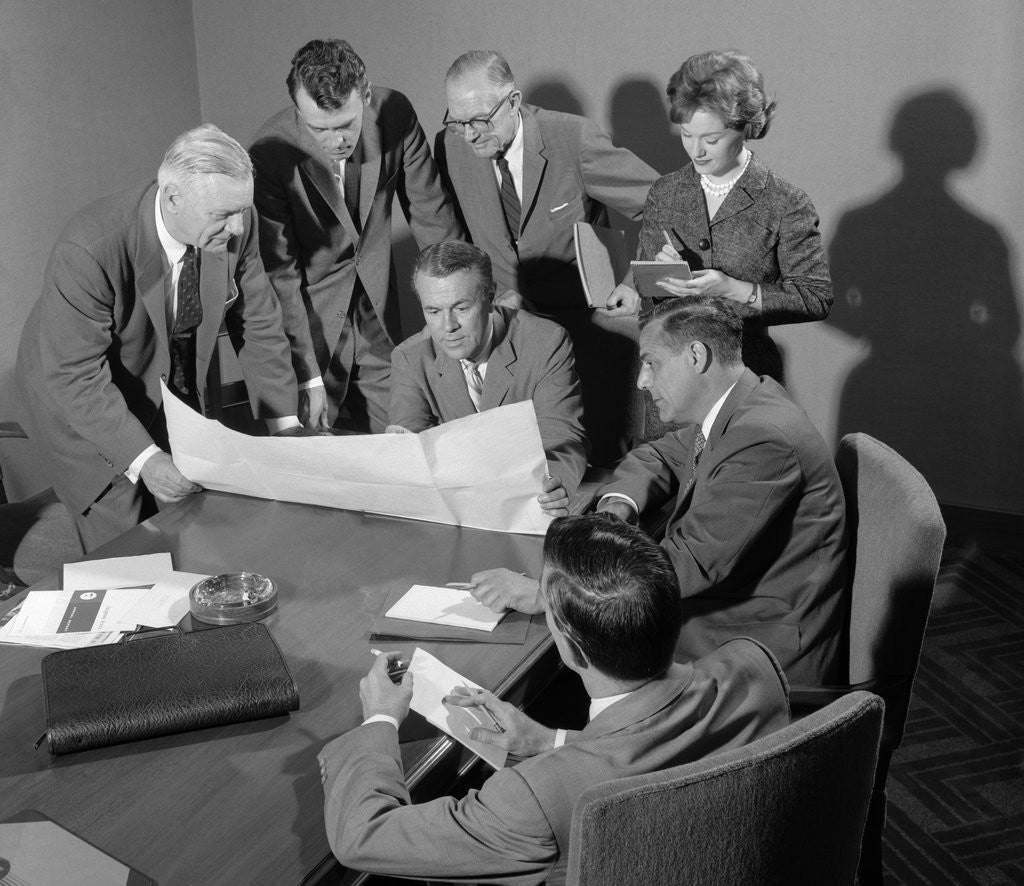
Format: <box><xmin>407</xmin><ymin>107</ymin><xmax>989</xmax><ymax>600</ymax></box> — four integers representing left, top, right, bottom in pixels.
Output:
<box><xmin>836</xmin><ymin>433</ymin><xmax>945</xmax><ymax>686</ymax></box>
<box><xmin>565</xmin><ymin>692</ymin><xmax>884</xmax><ymax>886</ymax></box>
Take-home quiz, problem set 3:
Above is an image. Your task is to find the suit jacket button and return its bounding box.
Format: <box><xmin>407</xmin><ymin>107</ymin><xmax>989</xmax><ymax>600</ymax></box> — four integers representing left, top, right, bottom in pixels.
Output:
<box><xmin>699</xmin><ymin>238</ymin><xmax>711</xmax><ymax>250</ymax></box>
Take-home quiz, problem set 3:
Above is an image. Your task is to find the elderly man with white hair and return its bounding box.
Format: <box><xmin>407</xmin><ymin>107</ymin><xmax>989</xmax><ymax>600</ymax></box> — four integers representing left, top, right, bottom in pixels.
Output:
<box><xmin>15</xmin><ymin>123</ymin><xmax>300</xmax><ymax>550</ymax></box>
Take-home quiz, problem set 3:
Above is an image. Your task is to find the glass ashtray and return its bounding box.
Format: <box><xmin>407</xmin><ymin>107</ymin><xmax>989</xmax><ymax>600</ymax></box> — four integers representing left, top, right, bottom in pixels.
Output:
<box><xmin>189</xmin><ymin>572</ymin><xmax>278</xmax><ymax>625</ymax></box>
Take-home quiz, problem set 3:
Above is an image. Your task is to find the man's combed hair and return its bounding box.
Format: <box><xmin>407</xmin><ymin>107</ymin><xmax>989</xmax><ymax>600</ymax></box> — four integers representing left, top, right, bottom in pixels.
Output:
<box><xmin>287</xmin><ymin>39</ymin><xmax>367</xmax><ymax>110</ymax></box>
<box><xmin>542</xmin><ymin>514</ymin><xmax>683</xmax><ymax>682</ymax></box>
<box><xmin>445</xmin><ymin>49</ymin><xmax>514</xmax><ymax>91</ymax></box>
<box><xmin>412</xmin><ymin>241</ymin><xmax>496</xmax><ymax>302</ymax></box>
<box><xmin>667</xmin><ymin>49</ymin><xmax>776</xmax><ymax>140</ymax></box>
<box><xmin>642</xmin><ymin>296</ymin><xmax>744</xmax><ymax>367</ymax></box>
<box><xmin>157</xmin><ymin>124</ymin><xmax>252</xmax><ymax>190</ymax></box>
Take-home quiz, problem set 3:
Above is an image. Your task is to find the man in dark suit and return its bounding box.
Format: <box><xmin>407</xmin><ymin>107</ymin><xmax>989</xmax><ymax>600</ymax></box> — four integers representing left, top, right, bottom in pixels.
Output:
<box><xmin>15</xmin><ymin>125</ymin><xmax>299</xmax><ymax>551</ymax></box>
<box><xmin>468</xmin><ymin>297</ymin><xmax>848</xmax><ymax>685</ymax></box>
<box><xmin>388</xmin><ymin>241</ymin><xmax>588</xmax><ymax>503</ymax></box>
<box><xmin>435</xmin><ymin>50</ymin><xmax>659</xmax><ymax>463</ymax></box>
<box><xmin>319</xmin><ymin>514</ymin><xmax>790</xmax><ymax>885</ymax></box>
<box><xmin>250</xmin><ymin>39</ymin><xmax>464</xmax><ymax>433</ymax></box>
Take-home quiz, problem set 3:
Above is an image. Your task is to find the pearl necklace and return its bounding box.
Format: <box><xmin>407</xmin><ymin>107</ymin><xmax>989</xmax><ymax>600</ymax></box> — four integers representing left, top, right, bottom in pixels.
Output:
<box><xmin>699</xmin><ymin>151</ymin><xmax>751</xmax><ymax>198</ymax></box>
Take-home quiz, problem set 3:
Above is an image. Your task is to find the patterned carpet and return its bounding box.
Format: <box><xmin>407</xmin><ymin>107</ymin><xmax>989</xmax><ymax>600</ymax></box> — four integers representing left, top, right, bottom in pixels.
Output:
<box><xmin>883</xmin><ymin>546</ymin><xmax>1024</xmax><ymax>884</ymax></box>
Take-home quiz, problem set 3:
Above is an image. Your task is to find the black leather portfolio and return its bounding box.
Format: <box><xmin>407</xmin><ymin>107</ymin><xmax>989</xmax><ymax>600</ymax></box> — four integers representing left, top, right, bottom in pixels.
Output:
<box><xmin>39</xmin><ymin>622</ymin><xmax>299</xmax><ymax>755</ymax></box>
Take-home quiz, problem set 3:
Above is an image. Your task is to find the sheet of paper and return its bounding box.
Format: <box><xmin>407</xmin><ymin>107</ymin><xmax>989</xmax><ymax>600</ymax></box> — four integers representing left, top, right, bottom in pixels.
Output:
<box><xmin>5</xmin><ymin>588</ymin><xmax>152</xmax><ymax>638</ymax></box>
<box><xmin>0</xmin><ymin>602</ymin><xmax>123</xmax><ymax>648</ymax></box>
<box><xmin>408</xmin><ymin>647</ymin><xmax>507</xmax><ymax>770</ymax></box>
<box><xmin>386</xmin><ymin>585</ymin><xmax>503</xmax><ymax>632</ymax></box>
<box><xmin>164</xmin><ymin>382</ymin><xmax>551</xmax><ymax>535</ymax></box>
<box><xmin>63</xmin><ymin>552</ymin><xmax>174</xmax><ymax>590</ymax></box>
<box><xmin>121</xmin><ymin>570</ymin><xmax>210</xmax><ymax>628</ymax></box>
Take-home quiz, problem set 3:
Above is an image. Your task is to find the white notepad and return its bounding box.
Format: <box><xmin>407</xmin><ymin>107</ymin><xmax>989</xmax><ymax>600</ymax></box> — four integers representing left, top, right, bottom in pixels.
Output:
<box><xmin>385</xmin><ymin>585</ymin><xmax>504</xmax><ymax>632</ymax></box>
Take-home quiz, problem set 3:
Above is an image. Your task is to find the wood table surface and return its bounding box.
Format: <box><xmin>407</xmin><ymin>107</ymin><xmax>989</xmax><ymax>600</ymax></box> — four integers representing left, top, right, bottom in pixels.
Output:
<box><xmin>0</xmin><ymin>491</ymin><xmax>553</xmax><ymax>885</ymax></box>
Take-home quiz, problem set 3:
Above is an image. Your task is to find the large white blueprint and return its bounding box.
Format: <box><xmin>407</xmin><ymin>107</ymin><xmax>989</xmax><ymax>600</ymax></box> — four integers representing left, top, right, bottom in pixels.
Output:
<box><xmin>163</xmin><ymin>382</ymin><xmax>551</xmax><ymax>535</ymax></box>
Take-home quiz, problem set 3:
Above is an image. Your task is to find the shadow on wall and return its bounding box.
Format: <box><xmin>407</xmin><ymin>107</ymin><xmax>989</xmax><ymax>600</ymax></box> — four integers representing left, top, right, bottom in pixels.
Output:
<box><xmin>609</xmin><ymin>76</ymin><xmax>680</xmax><ymax>177</ymax></box>
<box><xmin>828</xmin><ymin>88</ymin><xmax>1024</xmax><ymax>513</ymax></box>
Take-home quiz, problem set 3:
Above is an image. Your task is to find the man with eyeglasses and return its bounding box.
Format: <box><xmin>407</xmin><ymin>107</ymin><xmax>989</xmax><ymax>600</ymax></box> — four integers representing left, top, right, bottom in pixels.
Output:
<box><xmin>251</xmin><ymin>39</ymin><xmax>464</xmax><ymax>433</ymax></box>
<box><xmin>435</xmin><ymin>50</ymin><xmax>659</xmax><ymax>464</ymax></box>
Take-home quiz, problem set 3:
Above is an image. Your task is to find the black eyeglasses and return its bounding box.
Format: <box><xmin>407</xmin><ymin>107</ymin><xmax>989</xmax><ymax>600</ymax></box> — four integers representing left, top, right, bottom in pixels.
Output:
<box><xmin>443</xmin><ymin>91</ymin><xmax>515</xmax><ymax>135</ymax></box>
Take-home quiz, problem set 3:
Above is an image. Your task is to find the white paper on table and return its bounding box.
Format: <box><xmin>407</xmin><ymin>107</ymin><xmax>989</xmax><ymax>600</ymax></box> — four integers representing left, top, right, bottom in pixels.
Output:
<box><xmin>63</xmin><ymin>552</ymin><xmax>174</xmax><ymax>590</ymax></box>
<box><xmin>5</xmin><ymin>588</ymin><xmax>153</xmax><ymax>637</ymax></box>
<box><xmin>163</xmin><ymin>381</ymin><xmax>551</xmax><ymax>535</ymax></box>
<box><xmin>0</xmin><ymin>602</ymin><xmax>122</xmax><ymax>648</ymax></box>
<box><xmin>386</xmin><ymin>585</ymin><xmax>503</xmax><ymax>632</ymax></box>
<box><xmin>408</xmin><ymin>647</ymin><xmax>507</xmax><ymax>770</ymax></box>
<box><xmin>120</xmin><ymin>570</ymin><xmax>210</xmax><ymax>628</ymax></box>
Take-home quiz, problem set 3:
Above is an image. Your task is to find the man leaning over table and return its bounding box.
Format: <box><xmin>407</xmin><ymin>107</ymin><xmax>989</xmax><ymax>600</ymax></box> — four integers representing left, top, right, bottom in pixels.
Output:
<box><xmin>319</xmin><ymin>513</ymin><xmax>789</xmax><ymax>885</ymax></box>
<box><xmin>464</xmin><ymin>296</ymin><xmax>849</xmax><ymax>685</ymax></box>
<box><xmin>15</xmin><ymin>124</ymin><xmax>301</xmax><ymax>552</ymax></box>
<box><xmin>250</xmin><ymin>38</ymin><xmax>464</xmax><ymax>434</ymax></box>
<box><xmin>387</xmin><ymin>241</ymin><xmax>589</xmax><ymax>515</ymax></box>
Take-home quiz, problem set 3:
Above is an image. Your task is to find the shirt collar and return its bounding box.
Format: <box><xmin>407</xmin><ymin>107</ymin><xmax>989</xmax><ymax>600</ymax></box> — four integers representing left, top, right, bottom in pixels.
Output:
<box><xmin>701</xmin><ymin>381</ymin><xmax>738</xmax><ymax>440</ymax></box>
<box><xmin>496</xmin><ymin>111</ymin><xmax>524</xmax><ymax>169</ymax></box>
<box><xmin>589</xmin><ymin>689</ymin><xmax>633</xmax><ymax>721</ymax></box>
<box><xmin>154</xmin><ymin>187</ymin><xmax>188</xmax><ymax>267</ymax></box>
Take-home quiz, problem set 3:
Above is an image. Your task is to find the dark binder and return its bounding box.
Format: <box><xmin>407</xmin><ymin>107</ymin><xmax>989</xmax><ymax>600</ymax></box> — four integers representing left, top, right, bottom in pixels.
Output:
<box><xmin>38</xmin><ymin>622</ymin><xmax>299</xmax><ymax>754</ymax></box>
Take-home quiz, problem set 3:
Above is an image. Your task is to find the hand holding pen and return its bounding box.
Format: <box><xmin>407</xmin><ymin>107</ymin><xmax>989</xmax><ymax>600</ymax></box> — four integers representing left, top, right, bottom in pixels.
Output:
<box><xmin>443</xmin><ymin>686</ymin><xmax>558</xmax><ymax>757</ymax></box>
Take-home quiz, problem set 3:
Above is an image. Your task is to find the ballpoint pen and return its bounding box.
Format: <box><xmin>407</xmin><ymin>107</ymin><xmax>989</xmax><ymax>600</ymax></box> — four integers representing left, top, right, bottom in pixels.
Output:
<box><xmin>369</xmin><ymin>647</ymin><xmax>409</xmax><ymax>683</ymax></box>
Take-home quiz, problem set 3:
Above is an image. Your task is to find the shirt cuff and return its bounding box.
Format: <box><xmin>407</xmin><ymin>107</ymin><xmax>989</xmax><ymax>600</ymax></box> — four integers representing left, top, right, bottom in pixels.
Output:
<box><xmin>125</xmin><ymin>445</ymin><xmax>162</xmax><ymax>483</ymax></box>
<box><xmin>598</xmin><ymin>492</ymin><xmax>639</xmax><ymax>516</ymax></box>
<box><xmin>298</xmin><ymin>376</ymin><xmax>325</xmax><ymax>391</ymax></box>
<box><xmin>363</xmin><ymin>714</ymin><xmax>400</xmax><ymax>730</ymax></box>
<box><xmin>553</xmin><ymin>728</ymin><xmax>567</xmax><ymax>749</ymax></box>
<box><xmin>265</xmin><ymin>415</ymin><xmax>301</xmax><ymax>434</ymax></box>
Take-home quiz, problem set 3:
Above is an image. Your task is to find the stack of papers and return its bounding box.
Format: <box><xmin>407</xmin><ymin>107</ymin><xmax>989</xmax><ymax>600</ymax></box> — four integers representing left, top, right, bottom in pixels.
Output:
<box><xmin>0</xmin><ymin>553</ymin><xmax>209</xmax><ymax>649</ymax></box>
<box><xmin>385</xmin><ymin>585</ymin><xmax>505</xmax><ymax>632</ymax></box>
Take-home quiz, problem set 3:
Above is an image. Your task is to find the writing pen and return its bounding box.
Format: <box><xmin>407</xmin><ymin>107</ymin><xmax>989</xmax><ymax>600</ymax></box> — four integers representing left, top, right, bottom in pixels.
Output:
<box><xmin>446</xmin><ymin>582</ymin><xmax>476</xmax><ymax>590</ymax></box>
<box><xmin>662</xmin><ymin>229</ymin><xmax>682</xmax><ymax>258</ymax></box>
<box><xmin>369</xmin><ymin>647</ymin><xmax>409</xmax><ymax>683</ymax></box>
<box><xmin>454</xmin><ymin>685</ymin><xmax>506</xmax><ymax>733</ymax></box>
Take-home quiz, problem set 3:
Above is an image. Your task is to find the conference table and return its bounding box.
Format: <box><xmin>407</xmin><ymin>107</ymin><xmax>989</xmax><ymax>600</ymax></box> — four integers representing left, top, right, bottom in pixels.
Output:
<box><xmin>0</xmin><ymin>490</ymin><xmax>557</xmax><ymax>884</ymax></box>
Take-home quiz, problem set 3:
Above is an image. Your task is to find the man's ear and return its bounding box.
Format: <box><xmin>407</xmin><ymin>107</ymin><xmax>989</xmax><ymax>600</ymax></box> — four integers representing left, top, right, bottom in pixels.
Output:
<box><xmin>362</xmin><ymin>82</ymin><xmax>373</xmax><ymax>105</ymax></box>
<box><xmin>161</xmin><ymin>183</ymin><xmax>182</xmax><ymax>215</ymax></box>
<box><xmin>562</xmin><ymin>629</ymin><xmax>589</xmax><ymax>671</ymax></box>
<box><xmin>690</xmin><ymin>340</ymin><xmax>712</xmax><ymax>373</ymax></box>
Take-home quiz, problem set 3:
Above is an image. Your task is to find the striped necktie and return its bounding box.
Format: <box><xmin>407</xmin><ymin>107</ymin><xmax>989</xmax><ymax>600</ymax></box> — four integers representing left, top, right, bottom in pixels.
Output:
<box><xmin>496</xmin><ymin>154</ymin><xmax>520</xmax><ymax>242</ymax></box>
<box><xmin>463</xmin><ymin>361</ymin><xmax>484</xmax><ymax>411</ymax></box>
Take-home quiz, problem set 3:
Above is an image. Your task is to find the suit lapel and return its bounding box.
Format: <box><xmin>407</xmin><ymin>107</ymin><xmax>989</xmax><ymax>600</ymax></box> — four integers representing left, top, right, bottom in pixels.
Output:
<box><xmin>449</xmin><ymin>131</ymin><xmax>506</xmax><ymax>236</ymax></box>
<box><xmin>519</xmin><ymin>107</ymin><xmax>547</xmax><ymax>231</ymax></box>
<box><xmin>431</xmin><ymin>352</ymin><xmax>477</xmax><ymax>418</ymax></box>
<box><xmin>196</xmin><ymin>250</ymin><xmax>227</xmax><ymax>368</ymax></box>
<box><xmin>136</xmin><ymin>183</ymin><xmax>169</xmax><ymax>345</ymax></box>
<box><xmin>480</xmin><ymin>310</ymin><xmax>513</xmax><ymax>410</ymax></box>
<box><xmin>357</xmin><ymin>104</ymin><xmax>382</xmax><ymax>231</ymax></box>
<box><xmin>708</xmin><ymin>153</ymin><xmax>769</xmax><ymax>228</ymax></box>
<box><xmin>671</xmin><ymin>369</ymin><xmax>759</xmax><ymax>522</ymax></box>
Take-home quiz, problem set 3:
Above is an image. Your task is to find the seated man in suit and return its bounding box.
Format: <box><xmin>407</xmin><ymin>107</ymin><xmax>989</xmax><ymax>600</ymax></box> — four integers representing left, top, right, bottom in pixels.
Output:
<box><xmin>15</xmin><ymin>124</ymin><xmax>299</xmax><ymax>551</ymax></box>
<box><xmin>436</xmin><ymin>50</ymin><xmax>661</xmax><ymax>465</ymax></box>
<box><xmin>319</xmin><ymin>513</ymin><xmax>790</xmax><ymax>885</ymax></box>
<box><xmin>467</xmin><ymin>297</ymin><xmax>848</xmax><ymax>685</ymax></box>
<box><xmin>388</xmin><ymin>240</ymin><xmax>589</xmax><ymax>512</ymax></box>
<box><xmin>250</xmin><ymin>39</ymin><xmax>463</xmax><ymax>433</ymax></box>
